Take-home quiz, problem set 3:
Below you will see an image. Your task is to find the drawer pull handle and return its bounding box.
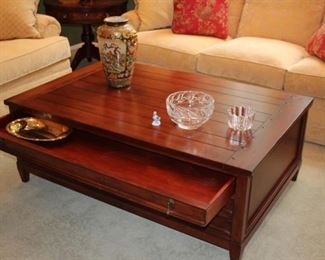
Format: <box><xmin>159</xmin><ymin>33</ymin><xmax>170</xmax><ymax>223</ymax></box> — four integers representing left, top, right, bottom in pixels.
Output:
<box><xmin>166</xmin><ymin>199</ymin><xmax>175</xmax><ymax>215</ymax></box>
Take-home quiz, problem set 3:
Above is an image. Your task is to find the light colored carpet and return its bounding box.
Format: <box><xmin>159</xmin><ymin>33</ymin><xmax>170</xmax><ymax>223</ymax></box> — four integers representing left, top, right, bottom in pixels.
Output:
<box><xmin>0</xmin><ymin>143</ymin><xmax>324</xmax><ymax>260</ymax></box>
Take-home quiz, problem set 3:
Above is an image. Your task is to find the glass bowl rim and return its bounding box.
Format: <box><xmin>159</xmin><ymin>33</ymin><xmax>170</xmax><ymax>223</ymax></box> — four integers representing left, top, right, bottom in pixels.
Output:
<box><xmin>166</xmin><ymin>90</ymin><xmax>215</xmax><ymax>107</ymax></box>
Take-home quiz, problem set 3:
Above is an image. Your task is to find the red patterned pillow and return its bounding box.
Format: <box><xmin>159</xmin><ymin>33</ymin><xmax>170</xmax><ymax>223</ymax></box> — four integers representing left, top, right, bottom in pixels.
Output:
<box><xmin>172</xmin><ymin>0</ymin><xmax>228</xmax><ymax>39</ymax></box>
<box><xmin>306</xmin><ymin>24</ymin><xmax>325</xmax><ymax>60</ymax></box>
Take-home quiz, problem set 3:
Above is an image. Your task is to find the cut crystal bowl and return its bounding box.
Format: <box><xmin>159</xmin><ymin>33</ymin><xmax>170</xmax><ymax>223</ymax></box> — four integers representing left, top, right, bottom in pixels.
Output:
<box><xmin>166</xmin><ymin>90</ymin><xmax>215</xmax><ymax>130</ymax></box>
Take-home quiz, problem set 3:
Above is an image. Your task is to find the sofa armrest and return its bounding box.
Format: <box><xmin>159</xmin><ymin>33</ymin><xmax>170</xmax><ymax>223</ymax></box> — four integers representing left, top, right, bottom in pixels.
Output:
<box><xmin>122</xmin><ymin>10</ymin><xmax>140</xmax><ymax>31</ymax></box>
<box><xmin>35</xmin><ymin>14</ymin><xmax>61</xmax><ymax>38</ymax></box>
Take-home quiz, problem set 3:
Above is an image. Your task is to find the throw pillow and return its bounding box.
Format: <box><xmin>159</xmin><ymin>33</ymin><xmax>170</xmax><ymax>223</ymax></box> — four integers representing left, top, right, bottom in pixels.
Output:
<box><xmin>135</xmin><ymin>0</ymin><xmax>173</xmax><ymax>31</ymax></box>
<box><xmin>172</xmin><ymin>0</ymin><xmax>228</xmax><ymax>39</ymax></box>
<box><xmin>307</xmin><ymin>24</ymin><xmax>325</xmax><ymax>60</ymax></box>
<box><xmin>0</xmin><ymin>0</ymin><xmax>41</xmax><ymax>40</ymax></box>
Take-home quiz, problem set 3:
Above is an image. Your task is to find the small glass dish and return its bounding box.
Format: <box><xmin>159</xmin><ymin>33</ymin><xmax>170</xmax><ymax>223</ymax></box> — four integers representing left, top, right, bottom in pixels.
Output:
<box><xmin>226</xmin><ymin>128</ymin><xmax>253</xmax><ymax>147</ymax></box>
<box><xmin>227</xmin><ymin>105</ymin><xmax>255</xmax><ymax>131</ymax></box>
<box><xmin>166</xmin><ymin>90</ymin><xmax>215</xmax><ymax>130</ymax></box>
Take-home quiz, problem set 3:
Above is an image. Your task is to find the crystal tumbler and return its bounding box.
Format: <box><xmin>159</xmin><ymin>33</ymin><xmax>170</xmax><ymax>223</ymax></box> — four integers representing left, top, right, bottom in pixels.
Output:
<box><xmin>227</xmin><ymin>105</ymin><xmax>255</xmax><ymax>131</ymax></box>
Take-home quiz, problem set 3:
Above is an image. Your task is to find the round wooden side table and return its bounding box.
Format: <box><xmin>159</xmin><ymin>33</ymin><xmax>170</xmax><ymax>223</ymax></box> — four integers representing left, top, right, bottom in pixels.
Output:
<box><xmin>44</xmin><ymin>0</ymin><xmax>128</xmax><ymax>70</ymax></box>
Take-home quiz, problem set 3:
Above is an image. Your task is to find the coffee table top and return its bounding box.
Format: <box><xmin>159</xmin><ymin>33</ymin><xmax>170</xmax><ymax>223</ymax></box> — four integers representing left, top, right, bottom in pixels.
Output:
<box><xmin>5</xmin><ymin>62</ymin><xmax>313</xmax><ymax>174</ymax></box>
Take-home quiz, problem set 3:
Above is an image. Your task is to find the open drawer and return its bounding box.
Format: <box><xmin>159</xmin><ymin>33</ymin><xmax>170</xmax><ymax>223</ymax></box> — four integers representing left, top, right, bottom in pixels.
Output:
<box><xmin>0</xmin><ymin>115</ymin><xmax>235</xmax><ymax>227</ymax></box>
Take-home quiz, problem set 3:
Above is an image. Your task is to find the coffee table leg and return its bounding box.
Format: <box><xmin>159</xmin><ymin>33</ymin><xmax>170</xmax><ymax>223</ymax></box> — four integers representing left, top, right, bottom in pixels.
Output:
<box><xmin>291</xmin><ymin>169</ymin><xmax>300</xmax><ymax>181</ymax></box>
<box><xmin>17</xmin><ymin>160</ymin><xmax>30</xmax><ymax>182</ymax></box>
<box><xmin>229</xmin><ymin>175</ymin><xmax>250</xmax><ymax>260</ymax></box>
<box><xmin>229</xmin><ymin>243</ymin><xmax>243</xmax><ymax>260</ymax></box>
<box><xmin>292</xmin><ymin>113</ymin><xmax>308</xmax><ymax>182</ymax></box>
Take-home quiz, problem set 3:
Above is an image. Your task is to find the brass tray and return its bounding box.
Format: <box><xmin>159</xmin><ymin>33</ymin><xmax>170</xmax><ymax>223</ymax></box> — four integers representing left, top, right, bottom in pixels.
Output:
<box><xmin>6</xmin><ymin>117</ymin><xmax>72</xmax><ymax>141</ymax></box>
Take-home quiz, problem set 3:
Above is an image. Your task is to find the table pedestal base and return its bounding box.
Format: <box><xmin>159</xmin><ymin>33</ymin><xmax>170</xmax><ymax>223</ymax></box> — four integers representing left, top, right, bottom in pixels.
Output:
<box><xmin>71</xmin><ymin>24</ymin><xmax>100</xmax><ymax>70</ymax></box>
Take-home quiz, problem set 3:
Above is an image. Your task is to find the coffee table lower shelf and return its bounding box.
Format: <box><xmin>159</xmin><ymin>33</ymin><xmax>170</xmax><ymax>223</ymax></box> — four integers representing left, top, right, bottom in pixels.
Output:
<box><xmin>17</xmin><ymin>158</ymin><xmax>235</xmax><ymax>248</ymax></box>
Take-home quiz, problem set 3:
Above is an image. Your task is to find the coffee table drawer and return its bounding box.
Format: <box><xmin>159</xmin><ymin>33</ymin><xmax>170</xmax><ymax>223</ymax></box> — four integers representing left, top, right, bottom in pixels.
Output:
<box><xmin>0</xmin><ymin>115</ymin><xmax>234</xmax><ymax>227</ymax></box>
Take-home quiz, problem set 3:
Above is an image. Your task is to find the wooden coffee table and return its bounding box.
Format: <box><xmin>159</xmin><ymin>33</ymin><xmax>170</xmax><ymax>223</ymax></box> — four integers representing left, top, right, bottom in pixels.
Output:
<box><xmin>0</xmin><ymin>63</ymin><xmax>313</xmax><ymax>260</ymax></box>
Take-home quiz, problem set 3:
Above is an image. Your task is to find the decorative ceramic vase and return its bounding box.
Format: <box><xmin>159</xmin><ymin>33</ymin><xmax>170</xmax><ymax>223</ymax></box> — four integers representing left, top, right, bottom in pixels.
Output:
<box><xmin>97</xmin><ymin>16</ymin><xmax>137</xmax><ymax>88</ymax></box>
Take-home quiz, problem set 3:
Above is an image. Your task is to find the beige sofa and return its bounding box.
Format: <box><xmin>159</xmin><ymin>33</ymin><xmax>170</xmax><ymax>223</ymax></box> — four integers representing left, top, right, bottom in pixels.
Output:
<box><xmin>0</xmin><ymin>14</ymin><xmax>71</xmax><ymax>116</ymax></box>
<box><xmin>124</xmin><ymin>0</ymin><xmax>325</xmax><ymax>145</ymax></box>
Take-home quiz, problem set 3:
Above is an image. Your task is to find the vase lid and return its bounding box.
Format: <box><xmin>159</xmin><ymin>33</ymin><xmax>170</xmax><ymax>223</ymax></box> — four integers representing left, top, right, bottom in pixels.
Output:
<box><xmin>104</xmin><ymin>16</ymin><xmax>128</xmax><ymax>26</ymax></box>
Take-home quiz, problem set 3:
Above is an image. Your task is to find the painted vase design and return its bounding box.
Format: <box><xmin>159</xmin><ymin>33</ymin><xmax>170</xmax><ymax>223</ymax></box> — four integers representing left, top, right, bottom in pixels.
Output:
<box><xmin>97</xmin><ymin>16</ymin><xmax>137</xmax><ymax>88</ymax></box>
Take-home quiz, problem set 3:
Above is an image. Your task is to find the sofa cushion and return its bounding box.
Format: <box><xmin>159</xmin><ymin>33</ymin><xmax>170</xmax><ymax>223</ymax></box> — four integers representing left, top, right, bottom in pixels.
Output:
<box><xmin>284</xmin><ymin>56</ymin><xmax>325</xmax><ymax>99</ymax></box>
<box><xmin>0</xmin><ymin>0</ymin><xmax>41</xmax><ymax>40</ymax></box>
<box><xmin>197</xmin><ymin>37</ymin><xmax>308</xmax><ymax>89</ymax></box>
<box><xmin>0</xmin><ymin>59</ymin><xmax>71</xmax><ymax>116</ymax></box>
<box><xmin>172</xmin><ymin>0</ymin><xmax>228</xmax><ymax>39</ymax></box>
<box><xmin>0</xmin><ymin>36</ymin><xmax>71</xmax><ymax>85</ymax></box>
<box><xmin>306</xmin><ymin>24</ymin><xmax>325</xmax><ymax>61</ymax></box>
<box><xmin>305</xmin><ymin>97</ymin><xmax>325</xmax><ymax>145</ymax></box>
<box><xmin>228</xmin><ymin>0</ymin><xmax>245</xmax><ymax>38</ymax></box>
<box><xmin>237</xmin><ymin>0</ymin><xmax>325</xmax><ymax>47</ymax></box>
<box><xmin>284</xmin><ymin>56</ymin><xmax>325</xmax><ymax>144</ymax></box>
<box><xmin>137</xmin><ymin>28</ymin><xmax>225</xmax><ymax>72</ymax></box>
<box><xmin>135</xmin><ymin>0</ymin><xmax>173</xmax><ymax>31</ymax></box>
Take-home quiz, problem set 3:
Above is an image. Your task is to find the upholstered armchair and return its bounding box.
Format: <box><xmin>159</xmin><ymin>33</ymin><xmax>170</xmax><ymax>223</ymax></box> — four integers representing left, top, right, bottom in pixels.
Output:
<box><xmin>0</xmin><ymin>0</ymin><xmax>72</xmax><ymax>116</ymax></box>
